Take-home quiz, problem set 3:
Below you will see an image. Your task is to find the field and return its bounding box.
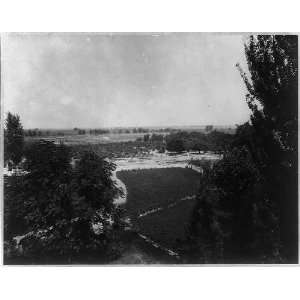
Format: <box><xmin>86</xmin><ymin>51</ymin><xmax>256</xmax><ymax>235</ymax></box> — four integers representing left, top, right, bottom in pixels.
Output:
<box><xmin>71</xmin><ymin>140</ymin><xmax>164</xmax><ymax>158</ymax></box>
<box><xmin>137</xmin><ymin>198</ymin><xmax>197</xmax><ymax>251</ymax></box>
<box><xmin>116</xmin><ymin>168</ymin><xmax>200</xmax><ymax>218</ymax></box>
<box><xmin>24</xmin><ymin>125</ymin><xmax>235</xmax><ymax>147</ymax></box>
<box><xmin>25</xmin><ymin>132</ymin><xmax>152</xmax><ymax>145</ymax></box>
<box><xmin>116</xmin><ymin>167</ymin><xmax>200</xmax><ymax>254</ymax></box>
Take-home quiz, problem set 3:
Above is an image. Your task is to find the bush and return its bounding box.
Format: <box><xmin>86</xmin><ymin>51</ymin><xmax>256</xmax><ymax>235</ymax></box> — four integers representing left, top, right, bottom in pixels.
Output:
<box><xmin>166</xmin><ymin>138</ymin><xmax>185</xmax><ymax>152</ymax></box>
<box><xmin>4</xmin><ymin>140</ymin><xmax>124</xmax><ymax>263</ymax></box>
<box><xmin>186</xmin><ymin>141</ymin><xmax>282</xmax><ymax>263</ymax></box>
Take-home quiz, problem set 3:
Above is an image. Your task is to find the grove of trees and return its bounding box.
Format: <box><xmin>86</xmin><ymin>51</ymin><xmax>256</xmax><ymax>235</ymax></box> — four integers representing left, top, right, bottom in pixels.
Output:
<box><xmin>166</xmin><ymin>130</ymin><xmax>233</xmax><ymax>153</ymax></box>
<box><xmin>185</xmin><ymin>35</ymin><xmax>298</xmax><ymax>263</ymax></box>
<box><xmin>4</xmin><ymin>116</ymin><xmax>125</xmax><ymax>264</ymax></box>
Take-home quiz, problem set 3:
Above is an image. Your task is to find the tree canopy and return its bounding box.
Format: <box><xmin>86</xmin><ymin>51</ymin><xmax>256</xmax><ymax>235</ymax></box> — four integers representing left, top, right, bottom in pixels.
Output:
<box><xmin>4</xmin><ymin>139</ymin><xmax>123</xmax><ymax>263</ymax></box>
<box><xmin>238</xmin><ymin>35</ymin><xmax>298</xmax><ymax>261</ymax></box>
<box><xmin>187</xmin><ymin>35</ymin><xmax>298</xmax><ymax>263</ymax></box>
<box><xmin>4</xmin><ymin>112</ymin><xmax>24</xmax><ymax>167</ymax></box>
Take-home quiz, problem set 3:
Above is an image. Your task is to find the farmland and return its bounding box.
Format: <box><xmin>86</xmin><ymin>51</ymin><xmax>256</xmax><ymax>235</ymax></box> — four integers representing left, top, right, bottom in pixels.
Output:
<box><xmin>18</xmin><ymin>127</ymin><xmax>222</xmax><ymax>263</ymax></box>
<box><xmin>136</xmin><ymin>197</ymin><xmax>198</xmax><ymax>251</ymax></box>
<box><xmin>9</xmin><ymin>123</ymin><xmax>224</xmax><ymax>263</ymax></box>
<box><xmin>116</xmin><ymin>167</ymin><xmax>201</xmax><ymax>257</ymax></box>
<box><xmin>117</xmin><ymin>168</ymin><xmax>200</xmax><ymax>218</ymax></box>
<box><xmin>25</xmin><ymin>132</ymin><xmax>160</xmax><ymax>145</ymax></box>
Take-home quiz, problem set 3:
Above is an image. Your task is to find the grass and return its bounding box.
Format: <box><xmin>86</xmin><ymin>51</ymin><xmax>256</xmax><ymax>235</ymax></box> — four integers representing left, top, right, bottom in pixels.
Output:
<box><xmin>26</xmin><ymin>132</ymin><xmax>147</xmax><ymax>145</ymax></box>
<box><xmin>116</xmin><ymin>167</ymin><xmax>200</xmax><ymax>253</ymax></box>
<box><xmin>136</xmin><ymin>198</ymin><xmax>197</xmax><ymax>251</ymax></box>
<box><xmin>116</xmin><ymin>168</ymin><xmax>200</xmax><ymax>218</ymax></box>
<box><xmin>26</xmin><ymin>132</ymin><xmax>166</xmax><ymax>146</ymax></box>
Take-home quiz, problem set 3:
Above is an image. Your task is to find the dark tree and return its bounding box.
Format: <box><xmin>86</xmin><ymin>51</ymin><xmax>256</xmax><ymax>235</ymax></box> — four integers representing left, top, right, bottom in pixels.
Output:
<box><xmin>22</xmin><ymin>141</ymin><xmax>73</xmax><ymax>230</ymax></box>
<box><xmin>237</xmin><ymin>35</ymin><xmax>298</xmax><ymax>262</ymax></box>
<box><xmin>151</xmin><ymin>133</ymin><xmax>164</xmax><ymax>142</ymax></box>
<box><xmin>143</xmin><ymin>134</ymin><xmax>150</xmax><ymax>142</ymax></box>
<box><xmin>190</xmin><ymin>142</ymin><xmax>208</xmax><ymax>153</ymax></box>
<box><xmin>205</xmin><ymin>125</ymin><xmax>213</xmax><ymax>132</ymax></box>
<box><xmin>4</xmin><ymin>112</ymin><xmax>24</xmax><ymax>167</ymax></box>
<box><xmin>74</xmin><ymin>151</ymin><xmax>118</xmax><ymax>213</ymax></box>
<box><xmin>187</xmin><ymin>35</ymin><xmax>297</xmax><ymax>264</ymax></box>
<box><xmin>4</xmin><ymin>140</ymin><xmax>123</xmax><ymax>263</ymax></box>
<box><xmin>166</xmin><ymin>138</ymin><xmax>185</xmax><ymax>152</ymax></box>
<box><xmin>187</xmin><ymin>146</ymin><xmax>267</xmax><ymax>263</ymax></box>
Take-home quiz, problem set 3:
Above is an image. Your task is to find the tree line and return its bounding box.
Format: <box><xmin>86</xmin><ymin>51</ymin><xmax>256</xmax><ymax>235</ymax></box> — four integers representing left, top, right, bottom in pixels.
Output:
<box><xmin>4</xmin><ymin>116</ymin><xmax>125</xmax><ymax>263</ymax></box>
<box><xmin>165</xmin><ymin>130</ymin><xmax>234</xmax><ymax>153</ymax></box>
<box><xmin>183</xmin><ymin>35</ymin><xmax>298</xmax><ymax>263</ymax></box>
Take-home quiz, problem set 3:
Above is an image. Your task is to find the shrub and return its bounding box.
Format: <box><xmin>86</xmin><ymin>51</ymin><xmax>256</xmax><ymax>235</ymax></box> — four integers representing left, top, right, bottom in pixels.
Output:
<box><xmin>4</xmin><ymin>140</ymin><xmax>124</xmax><ymax>263</ymax></box>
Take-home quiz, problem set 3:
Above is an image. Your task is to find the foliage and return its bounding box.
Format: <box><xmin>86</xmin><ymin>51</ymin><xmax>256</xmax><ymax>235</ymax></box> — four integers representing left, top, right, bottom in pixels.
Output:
<box><xmin>4</xmin><ymin>140</ymin><xmax>124</xmax><ymax>263</ymax></box>
<box><xmin>166</xmin><ymin>130</ymin><xmax>233</xmax><ymax>153</ymax></box>
<box><xmin>89</xmin><ymin>128</ymin><xmax>110</xmax><ymax>135</ymax></box>
<box><xmin>143</xmin><ymin>134</ymin><xmax>150</xmax><ymax>142</ymax></box>
<box><xmin>71</xmin><ymin>139</ymin><xmax>165</xmax><ymax>159</ymax></box>
<box><xmin>187</xmin><ymin>35</ymin><xmax>298</xmax><ymax>263</ymax></box>
<box><xmin>185</xmin><ymin>166</ymin><xmax>224</xmax><ymax>263</ymax></box>
<box><xmin>150</xmin><ymin>133</ymin><xmax>164</xmax><ymax>142</ymax></box>
<box><xmin>4</xmin><ymin>112</ymin><xmax>24</xmax><ymax>167</ymax></box>
<box><xmin>186</xmin><ymin>146</ymin><xmax>281</xmax><ymax>263</ymax></box>
<box><xmin>166</xmin><ymin>138</ymin><xmax>185</xmax><ymax>152</ymax></box>
<box><xmin>141</xmin><ymin>133</ymin><xmax>164</xmax><ymax>143</ymax></box>
<box><xmin>205</xmin><ymin>125</ymin><xmax>213</xmax><ymax>132</ymax></box>
<box><xmin>4</xmin><ymin>175</ymin><xmax>28</xmax><ymax>240</ymax></box>
<box><xmin>237</xmin><ymin>35</ymin><xmax>298</xmax><ymax>261</ymax></box>
<box><xmin>73</xmin><ymin>151</ymin><xmax>117</xmax><ymax>213</ymax></box>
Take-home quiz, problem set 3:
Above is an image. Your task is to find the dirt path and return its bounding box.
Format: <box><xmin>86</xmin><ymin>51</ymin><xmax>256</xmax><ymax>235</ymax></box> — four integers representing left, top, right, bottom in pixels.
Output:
<box><xmin>137</xmin><ymin>234</ymin><xmax>180</xmax><ymax>260</ymax></box>
<box><xmin>111</xmin><ymin>244</ymin><xmax>161</xmax><ymax>264</ymax></box>
<box><xmin>111</xmin><ymin>231</ymin><xmax>181</xmax><ymax>264</ymax></box>
<box><xmin>112</xmin><ymin>170</ymin><xmax>127</xmax><ymax>205</ymax></box>
<box><xmin>137</xmin><ymin>195</ymin><xmax>196</xmax><ymax>218</ymax></box>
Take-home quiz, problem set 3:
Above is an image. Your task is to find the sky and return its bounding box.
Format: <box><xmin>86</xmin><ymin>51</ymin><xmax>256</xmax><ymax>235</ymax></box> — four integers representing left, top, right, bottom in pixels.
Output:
<box><xmin>2</xmin><ymin>33</ymin><xmax>251</xmax><ymax>129</ymax></box>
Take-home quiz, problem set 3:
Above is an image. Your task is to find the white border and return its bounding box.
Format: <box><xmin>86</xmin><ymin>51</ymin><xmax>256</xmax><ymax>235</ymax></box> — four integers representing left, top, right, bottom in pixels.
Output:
<box><xmin>0</xmin><ymin>0</ymin><xmax>299</xmax><ymax>32</ymax></box>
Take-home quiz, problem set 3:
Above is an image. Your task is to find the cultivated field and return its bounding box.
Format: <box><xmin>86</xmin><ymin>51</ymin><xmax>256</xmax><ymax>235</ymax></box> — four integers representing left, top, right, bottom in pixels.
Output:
<box><xmin>25</xmin><ymin>132</ymin><xmax>151</xmax><ymax>145</ymax></box>
<box><xmin>136</xmin><ymin>197</ymin><xmax>197</xmax><ymax>251</ymax></box>
<box><xmin>116</xmin><ymin>168</ymin><xmax>200</xmax><ymax>218</ymax></box>
<box><xmin>116</xmin><ymin>167</ymin><xmax>200</xmax><ymax>255</ymax></box>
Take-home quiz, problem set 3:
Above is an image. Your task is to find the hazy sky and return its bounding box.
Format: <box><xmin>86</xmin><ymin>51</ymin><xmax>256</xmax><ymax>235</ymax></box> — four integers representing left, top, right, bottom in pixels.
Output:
<box><xmin>3</xmin><ymin>33</ymin><xmax>251</xmax><ymax>129</ymax></box>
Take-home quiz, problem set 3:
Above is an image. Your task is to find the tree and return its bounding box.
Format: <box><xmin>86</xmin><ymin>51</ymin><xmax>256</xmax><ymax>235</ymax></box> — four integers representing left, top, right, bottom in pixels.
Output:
<box><xmin>5</xmin><ymin>140</ymin><xmax>123</xmax><ymax>263</ymax></box>
<box><xmin>74</xmin><ymin>151</ymin><xmax>118</xmax><ymax>213</ymax></box>
<box><xmin>22</xmin><ymin>140</ymin><xmax>73</xmax><ymax>230</ymax></box>
<box><xmin>237</xmin><ymin>35</ymin><xmax>298</xmax><ymax>262</ymax></box>
<box><xmin>205</xmin><ymin>125</ymin><xmax>213</xmax><ymax>132</ymax></box>
<box><xmin>191</xmin><ymin>142</ymin><xmax>208</xmax><ymax>153</ymax></box>
<box><xmin>166</xmin><ymin>138</ymin><xmax>185</xmax><ymax>152</ymax></box>
<box><xmin>143</xmin><ymin>134</ymin><xmax>150</xmax><ymax>142</ymax></box>
<box><xmin>186</xmin><ymin>35</ymin><xmax>297</xmax><ymax>263</ymax></box>
<box><xmin>187</xmin><ymin>146</ymin><xmax>270</xmax><ymax>263</ymax></box>
<box><xmin>185</xmin><ymin>165</ymin><xmax>223</xmax><ymax>263</ymax></box>
<box><xmin>4</xmin><ymin>112</ymin><xmax>24</xmax><ymax>167</ymax></box>
<box><xmin>151</xmin><ymin>133</ymin><xmax>164</xmax><ymax>142</ymax></box>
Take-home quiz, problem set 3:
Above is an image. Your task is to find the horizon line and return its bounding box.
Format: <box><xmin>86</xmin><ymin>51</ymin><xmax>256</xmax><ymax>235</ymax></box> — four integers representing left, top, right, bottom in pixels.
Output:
<box><xmin>22</xmin><ymin>124</ymin><xmax>239</xmax><ymax>130</ymax></box>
